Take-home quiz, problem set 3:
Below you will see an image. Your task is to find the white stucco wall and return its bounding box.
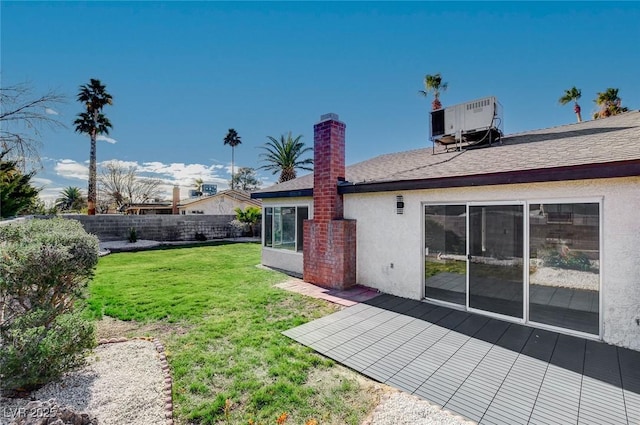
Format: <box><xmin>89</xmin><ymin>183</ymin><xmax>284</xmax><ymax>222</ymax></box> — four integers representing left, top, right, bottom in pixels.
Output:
<box><xmin>343</xmin><ymin>177</ymin><xmax>640</xmax><ymax>350</ymax></box>
<box><xmin>262</xmin><ymin>248</ymin><xmax>304</xmax><ymax>275</ymax></box>
<box><xmin>180</xmin><ymin>195</ymin><xmax>256</xmax><ymax>215</ymax></box>
<box><xmin>260</xmin><ymin>197</ymin><xmax>312</xmax><ymax>276</ymax></box>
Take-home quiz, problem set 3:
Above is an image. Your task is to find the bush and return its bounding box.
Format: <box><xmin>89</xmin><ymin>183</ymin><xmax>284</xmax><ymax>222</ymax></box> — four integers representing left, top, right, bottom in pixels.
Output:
<box><xmin>128</xmin><ymin>226</ymin><xmax>137</xmax><ymax>243</ymax></box>
<box><xmin>0</xmin><ymin>218</ymin><xmax>99</xmax><ymax>392</ymax></box>
<box><xmin>0</xmin><ymin>310</ymin><xmax>95</xmax><ymax>390</ymax></box>
<box><xmin>540</xmin><ymin>248</ymin><xmax>592</xmax><ymax>271</ymax></box>
<box><xmin>234</xmin><ymin>206</ymin><xmax>262</xmax><ymax>237</ymax></box>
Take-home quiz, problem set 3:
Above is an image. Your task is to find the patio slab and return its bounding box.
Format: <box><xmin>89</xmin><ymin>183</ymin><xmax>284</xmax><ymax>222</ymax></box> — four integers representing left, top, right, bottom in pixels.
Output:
<box><xmin>284</xmin><ymin>293</ymin><xmax>640</xmax><ymax>425</ymax></box>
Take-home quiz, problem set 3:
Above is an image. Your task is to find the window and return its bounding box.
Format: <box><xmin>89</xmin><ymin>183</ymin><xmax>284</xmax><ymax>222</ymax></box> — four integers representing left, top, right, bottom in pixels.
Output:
<box><xmin>264</xmin><ymin>206</ymin><xmax>308</xmax><ymax>252</ymax></box>
<box><xmin>529</xmin><ymin>202</ymin><xmax>600</xmax><ymax>335</ymax></box>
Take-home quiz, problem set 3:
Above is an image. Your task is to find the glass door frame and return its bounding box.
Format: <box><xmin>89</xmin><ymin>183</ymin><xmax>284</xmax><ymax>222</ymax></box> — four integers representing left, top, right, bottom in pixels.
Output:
<box><xmin>422</xmin><ymin>198</ymin><xmax>603</xmax><ymax>340</ymax></box>
<box><xmin>466</xmin><ymin>201</ymin><xmax>527</xmax><ymax>324</ymax></box>
<box><xmin>525</xmin><ymin>197</ymin><xmax>603</xmax><ymax>339</ymax></box>
<box><xmin>422</xmin><ymin>203</ymin><xmax>468</xmax><ymax>308</ymax></box>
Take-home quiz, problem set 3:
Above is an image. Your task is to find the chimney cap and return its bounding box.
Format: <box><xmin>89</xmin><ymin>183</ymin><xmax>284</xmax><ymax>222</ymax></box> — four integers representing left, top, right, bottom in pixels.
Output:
<box><xmin>320</xmin><ymin>113</ymin><xmax>340</xmax><ymax>122</ymax></box>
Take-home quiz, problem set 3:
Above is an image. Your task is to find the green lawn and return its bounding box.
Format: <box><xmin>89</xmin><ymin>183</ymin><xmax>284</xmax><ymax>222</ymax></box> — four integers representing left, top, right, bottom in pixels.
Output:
<box><xmin>89</xmin><ymin>242</ymin><xmax>376</xmax><ymax>424</ymax></box>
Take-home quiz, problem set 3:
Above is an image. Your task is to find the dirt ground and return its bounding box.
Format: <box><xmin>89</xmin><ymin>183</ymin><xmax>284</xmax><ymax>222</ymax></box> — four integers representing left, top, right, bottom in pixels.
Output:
<box><xmin>94</xmin><ymin>316</ymin><xmax>191</xmax><ymax>341</ymax></box>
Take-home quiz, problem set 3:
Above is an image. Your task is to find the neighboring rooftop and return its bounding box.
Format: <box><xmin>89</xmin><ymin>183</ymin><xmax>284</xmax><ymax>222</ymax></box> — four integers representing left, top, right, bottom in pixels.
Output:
<box><xmin>253</xmin><ymin>111</ymin><xmax>640</xmax><ymax>198</ymax></box>
<box><xmin>179</xmin><ymin>189</ymin><xmax>261</xmax><ymax>207</ymax></box>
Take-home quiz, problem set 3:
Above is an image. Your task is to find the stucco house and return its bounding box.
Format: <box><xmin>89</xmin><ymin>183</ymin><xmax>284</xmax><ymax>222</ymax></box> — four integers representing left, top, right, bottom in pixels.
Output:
<box><xmin>252</xmin><ymin>111</ymin><xmax>640</xmax><ymax>350</ymax></box>
<box><xmin>178</xmin><ymin>189</ymin><xmax>261</xmax><ymax>215</ymax></box>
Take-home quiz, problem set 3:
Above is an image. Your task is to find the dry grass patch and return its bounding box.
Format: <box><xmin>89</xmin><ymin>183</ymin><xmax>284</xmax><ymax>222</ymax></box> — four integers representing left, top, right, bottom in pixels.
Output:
<box><xmin>95</xmin><ymin>316</ymin><xmax>192</xmax><ymax>340</ymax></box>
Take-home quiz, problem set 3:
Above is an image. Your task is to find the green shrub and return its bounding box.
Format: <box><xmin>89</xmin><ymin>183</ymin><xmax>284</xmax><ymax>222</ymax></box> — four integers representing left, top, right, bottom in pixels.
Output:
<box><xmin>540</xmin><ymin>249</ymin><xmax>592</xmax><ymax>271</ymax></box>
<box><xmin>234</xmin><ymin>206</ymin><xmax>262</xmax><ymax>236</ymax></box>
<box><xmin>0</xmin><ymin>309</ymin><xmax>95</xmax><ymax>390</ymax></box>
<box><xmin>0</xmin><ymin>218</ymin><xmax>98</xmax><ymax>392</ymax></box>
<box><xmin>128</xmin><ymin>226</ymin><xmax>138</xmax><ymax>243</ymax></box>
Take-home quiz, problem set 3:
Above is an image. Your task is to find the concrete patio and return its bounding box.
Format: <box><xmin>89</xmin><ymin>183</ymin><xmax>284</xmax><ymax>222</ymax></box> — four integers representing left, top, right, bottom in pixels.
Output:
<box><xmin>284</xmin><ymin>293</ymin><xmax>640</xmax><ymax>425</ymax></box>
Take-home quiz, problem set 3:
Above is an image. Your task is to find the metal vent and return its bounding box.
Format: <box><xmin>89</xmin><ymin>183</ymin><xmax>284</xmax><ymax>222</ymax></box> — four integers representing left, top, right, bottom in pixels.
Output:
<box><xmin>396</xmin><ymin>195</ymin><xmax>404</xmax><ymax>215</ymax></box>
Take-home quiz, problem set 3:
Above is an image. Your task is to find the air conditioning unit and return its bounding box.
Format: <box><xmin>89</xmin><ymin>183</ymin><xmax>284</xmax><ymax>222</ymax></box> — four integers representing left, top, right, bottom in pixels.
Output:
<box><xmin>430</xmin><ymin>96</ymin><xmax>503</xmax><ymax>149</ymax></box>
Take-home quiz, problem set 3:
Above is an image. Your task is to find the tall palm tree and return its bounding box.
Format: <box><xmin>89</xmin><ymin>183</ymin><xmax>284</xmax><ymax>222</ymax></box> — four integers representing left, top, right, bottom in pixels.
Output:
<box><xmin>223</xmin><ymin>129</ymin><xmax>242</xmax><ymax>189</ymax></box>
<box><xmin>418</xmin><ymin>73</ymin><xmax>448</xmax><ymax>111</ymax></box>
<box><xmin>193</xmin><ymin>178</ymin><xmax>204</xmax><ymax>195</ymax></box>
<box><xmin>259</xmin><ymin>132</ymin><xmax>313</xmax><ymax>183</ymax></box>
<box><xmin>559</xmin><ymin>87</ymin><xmax>583</xmax><ymax>123</ymax></box>
<box><xmin>74</xmin><ymin>79</ymin><xmax>112</xmax><ymax>215</ymax></box>
<box><xmin>55</xmin><ymin>186</ymin><xmax>85</xmax><ymax>212</ymax></box>
<box><xmin>594</xmin><ymin>88</ymin><xmax>628</xmax><ymax>119</ymax></box>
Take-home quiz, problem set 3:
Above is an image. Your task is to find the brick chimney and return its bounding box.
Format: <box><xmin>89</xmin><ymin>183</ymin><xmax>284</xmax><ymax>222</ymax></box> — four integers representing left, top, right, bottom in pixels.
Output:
<box><xmin>303</xmin><ymin>113</ymin><xmax>356</xmax><ymax>289</ymax></box>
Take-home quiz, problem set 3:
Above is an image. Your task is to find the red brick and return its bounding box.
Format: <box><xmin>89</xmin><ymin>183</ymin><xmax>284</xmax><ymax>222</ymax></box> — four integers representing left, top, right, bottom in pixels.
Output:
<box><xmin>303</xmin><ymin>115</ymin><xmax>356</xmax><ymax>290</ymax></box>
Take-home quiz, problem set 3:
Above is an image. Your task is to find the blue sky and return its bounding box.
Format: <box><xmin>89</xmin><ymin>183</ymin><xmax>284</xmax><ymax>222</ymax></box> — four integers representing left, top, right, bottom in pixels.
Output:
<box><xmin>2</xmin><ymin>1</ymin><xmax>639</xmax><ymax>203</ymax></box>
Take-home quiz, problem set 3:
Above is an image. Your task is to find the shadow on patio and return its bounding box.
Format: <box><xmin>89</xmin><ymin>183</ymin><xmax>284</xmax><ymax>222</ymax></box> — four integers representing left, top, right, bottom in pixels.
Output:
<box><xmin>284</xmin><ymin>293</ymin><xmax>640</xmax><ymax>424</ymax></box>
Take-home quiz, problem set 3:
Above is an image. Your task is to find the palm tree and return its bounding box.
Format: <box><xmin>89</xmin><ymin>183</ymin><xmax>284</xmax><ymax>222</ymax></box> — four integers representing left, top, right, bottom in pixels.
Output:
<box><xmin>223</xmin><ymin>129</ymin><xmax>242</xmax><ymax>189</ymax></box>
<box><xmin>418</xmin><ymin>73</ymin><xmax>448</xmax><ymax>111</ymax></box>
<box><xmin>259</xmin><ymin>132</ymin><xmax>313</xmax><ymax>183</ymax></box>
<box><xmin>234</xmin><ymin>206</ymin><xmax>262</xmax><ymax>236</ymax></box>
<box><xmin>193</xmin><ymin>178</ymin><xmax>204</xmax><ymax>196</ymax></box>
<box><xmin>74</xmin><ymin>79</ymin><xmax>113</xmax><ymax>215</ymax></box>
<box><xmin>55</xmin><ymin>186</ymin><xmax>85</xmax><ymax>212</ymax></box>
<box><xmin>594</xmin><ymin>88</ymin><xmax>628</xmax><ymax>119</ymax></box>
<box><xmin>559</xmin><ymin>87</ymin><xmax>583</xmax><ymax>122</ymax></box>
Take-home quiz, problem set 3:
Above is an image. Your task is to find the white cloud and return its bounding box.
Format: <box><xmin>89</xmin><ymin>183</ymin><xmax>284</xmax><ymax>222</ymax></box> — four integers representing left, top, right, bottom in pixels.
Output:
<box><xmin>54</xmin><ymin>159</ymin><xmax>89</xmax><ymax>180</ymax></box>
<box><xmin>44</xmin><ymin>108</ymin><xmax>59</xmax><ymax>115</ymax></box>
<box><xmin>39</xmin><ymin>186</ymin><xmax>66</xmax><ymax>204</ymax></box>
<box><xmin>32</xmin><ymin>177</ymin><xmax>53</xmax><ymax>186</ymax></box>
<box><xmin>96</xmin><ymin>135</ymin><xmax>117</xmax><ymax>144</ymax></box>
<box><xmin>139</xmin><ymin>162</ymin><xmax>227</xmax><ymax>188</ymax></box>
<box><xmin>99</xmin><ymin>159</ymin><xmax>139</xmax><ymax>169</ymax></box>
<box><xmin>48</xmin><ymin>158</ymin><xmax>238</xmax><ymax>201</ymax></box>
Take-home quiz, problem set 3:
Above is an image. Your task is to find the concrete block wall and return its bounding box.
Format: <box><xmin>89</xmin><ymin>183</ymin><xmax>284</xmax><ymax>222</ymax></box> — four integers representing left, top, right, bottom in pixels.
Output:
<box><xmin>63</xmin><ymin>214</ymin><xmax>239</xmax><ymax>241</ymax></box>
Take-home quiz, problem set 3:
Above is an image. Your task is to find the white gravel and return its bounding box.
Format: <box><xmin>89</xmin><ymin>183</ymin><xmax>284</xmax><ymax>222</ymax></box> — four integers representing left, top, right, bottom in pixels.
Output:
<box><xmin>365</xmin><ymin>391</ymin><xmax>476</xmax><ymax>425</ymax></box>
<box><xmin>1</xmin><ymin>339</ymin><xmax>477</xmax><ymax>425</ymax></box>
<box><xmin>529</xmin><ymin>266</ymin><xmax>599</xmax><ymax>290</ymax></box>
<box><xmin>1</xmin><ymin>340</ymin><xmax>165</xmax><ymax>425</ymax></box>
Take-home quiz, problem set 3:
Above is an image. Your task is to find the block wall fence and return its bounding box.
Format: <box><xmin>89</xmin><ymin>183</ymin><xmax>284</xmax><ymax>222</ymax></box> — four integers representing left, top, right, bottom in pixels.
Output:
<box><xmin>62</xmin><ymin>214</ymin><xmax>249</xmax><ymax>241</ymax></box>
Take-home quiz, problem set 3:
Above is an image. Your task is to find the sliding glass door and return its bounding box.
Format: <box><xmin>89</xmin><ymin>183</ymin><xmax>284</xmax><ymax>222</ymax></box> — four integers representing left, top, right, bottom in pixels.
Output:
<box><xmin>528</xmin><ymin>202</ymin><xmax>600</xmax><ymax>334</ymax></box>
<box><xmin>424</xmin><ymin>200</ymin><xmax>600</xmax><ymax>336</ymax></box>
<box><xmin>468</xmin><ymin>204</ymin><xmax>524</xmax><ymax>319</ymax></box>
<box><xmin>424</xmin><ymin>205</ymin><xmax>467</xmax><ymax>305</ymax></box>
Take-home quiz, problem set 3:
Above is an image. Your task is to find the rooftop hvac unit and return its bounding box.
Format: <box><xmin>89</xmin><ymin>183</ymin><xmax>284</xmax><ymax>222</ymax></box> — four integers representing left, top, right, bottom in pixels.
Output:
<box><xmin>430</xmin><ymin>96</ymin><xmax>503</xmax><ymax>151</ymax></box>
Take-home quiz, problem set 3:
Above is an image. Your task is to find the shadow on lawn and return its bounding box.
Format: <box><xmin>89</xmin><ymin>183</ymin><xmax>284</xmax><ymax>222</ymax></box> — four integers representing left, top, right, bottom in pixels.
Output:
<box><xmin>106</xmin><ymin>239</ymin><xmax>259</xmax><ymax>254</ymax></box>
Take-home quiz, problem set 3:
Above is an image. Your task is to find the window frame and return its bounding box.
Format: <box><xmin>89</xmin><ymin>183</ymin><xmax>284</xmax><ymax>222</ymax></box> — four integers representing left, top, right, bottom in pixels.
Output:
<box><xmin>263</xmin><ymin>203</ymin><xmax>311</xmax><ymax>253</ymax></box>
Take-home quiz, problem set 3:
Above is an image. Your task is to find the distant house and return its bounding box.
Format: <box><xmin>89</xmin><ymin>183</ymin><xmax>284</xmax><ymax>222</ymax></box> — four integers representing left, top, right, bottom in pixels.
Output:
<box><xmin>178</xmin><ymin>189</ymin><xmax>261</xmax><ymax>215</ymax></box>
<box><xmin>252</xmin><ymin>111</ymin><xmax>640</xmax><ymax>350</ymax></box>
<box><xmin>124</xmin><ymin>202</ymin><xmax>173</xmax><ymax>215</ymax></box>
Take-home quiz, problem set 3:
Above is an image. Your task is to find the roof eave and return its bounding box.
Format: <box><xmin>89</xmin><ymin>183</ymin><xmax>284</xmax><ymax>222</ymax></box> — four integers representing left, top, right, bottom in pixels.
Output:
<box><xmin>338</xmin><ymin>159</ymin><xmax>640</xmax><ymax>194</ymax></box>
<box><xmin>251</xmin><ymin>188</ymin><xmax>313</xmax><ymax>199</ymax></box>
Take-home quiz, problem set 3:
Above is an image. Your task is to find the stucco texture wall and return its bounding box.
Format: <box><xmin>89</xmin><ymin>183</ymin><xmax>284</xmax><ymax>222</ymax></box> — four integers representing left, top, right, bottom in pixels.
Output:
<box><xmin>180</xmin><ymin>196</ymin><xmax>255</xmax><ymax>215</ymax></box>
<box><xmin>343</xmin><ymin>176</ymin><xmax>640</xmax><ymax>350</ymax></box>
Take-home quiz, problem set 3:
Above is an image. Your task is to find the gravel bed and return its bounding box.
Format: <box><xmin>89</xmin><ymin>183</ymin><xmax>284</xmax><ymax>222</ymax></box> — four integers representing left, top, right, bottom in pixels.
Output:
<box><xmin>1</xmin><ymin>339</ymin><xmax>477</xmax><ymax>425</ymax></box>
<box><xmin>98</xmin><ymin>237</ymin><xmax>260</xmax><ymax>254</ymax></box>
<box><xmin>365</xmin><ymin>391</ymin><xmax>475</xmax><ymax>425</ymax></box>
<box><xmin>529</xmin><ymin>266</ymin><xmax>599</xmax><ymax>290</ymax></box>
<box><xmin>1</xmin><ymin>340</ymin><xmax>166</xmax><ymax>425</ymax></box>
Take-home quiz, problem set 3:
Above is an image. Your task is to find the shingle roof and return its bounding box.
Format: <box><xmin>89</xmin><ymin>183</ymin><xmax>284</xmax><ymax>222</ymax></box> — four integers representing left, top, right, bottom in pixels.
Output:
<box><xmin>253</xmin><ymin>111</ymin><xmax>640</xmax><ymax>197</ymax></box>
